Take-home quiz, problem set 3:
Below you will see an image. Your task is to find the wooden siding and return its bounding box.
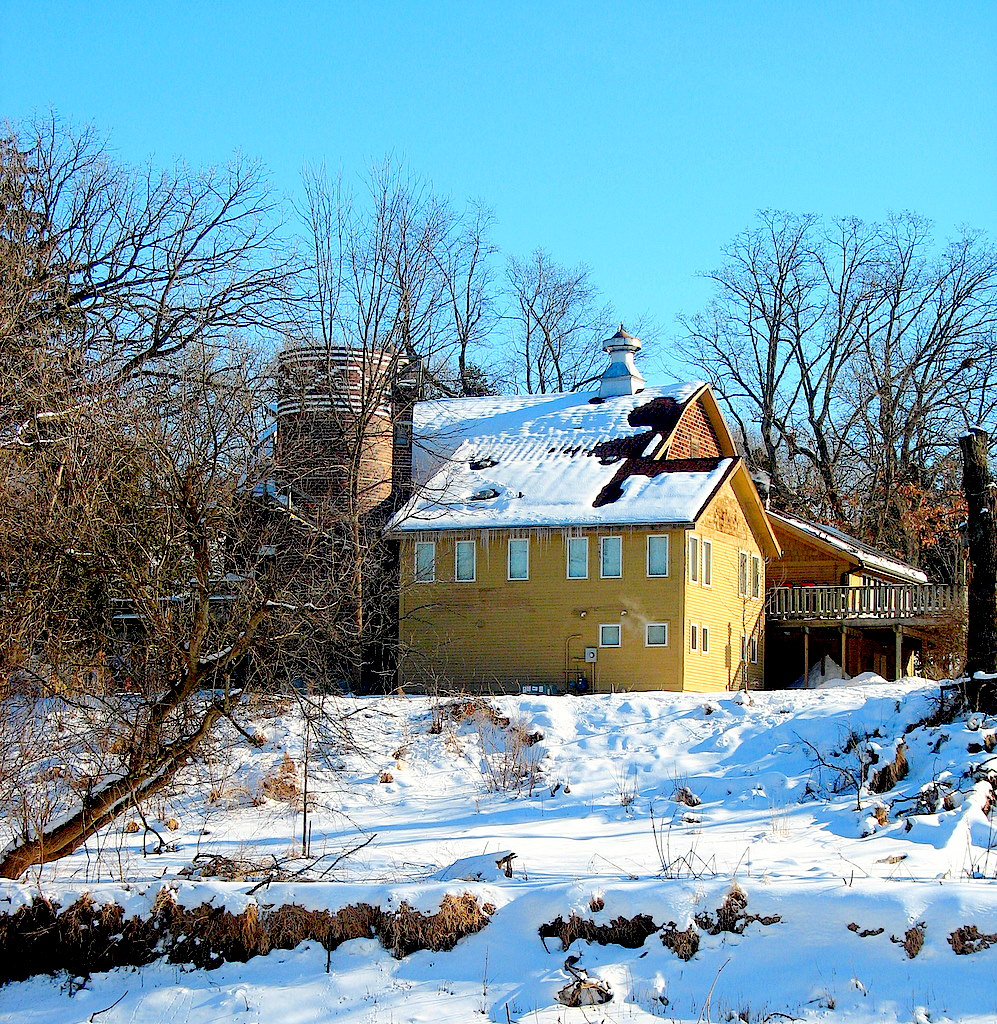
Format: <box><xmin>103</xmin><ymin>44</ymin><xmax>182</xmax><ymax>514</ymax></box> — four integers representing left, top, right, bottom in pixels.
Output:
<box><xmin>398</xmin><ymin>476</ymin><xmax>768</xmax><ymax>693</ymax></box>
<box><xmin>683</xmin><ymin>484</ymin><xmax>766</xmax><ymax>690</ymax></box>
<box><xmin>399</xmin><ymin>527</ymin><xmax>686</xmax><ymax>692</ymax></box>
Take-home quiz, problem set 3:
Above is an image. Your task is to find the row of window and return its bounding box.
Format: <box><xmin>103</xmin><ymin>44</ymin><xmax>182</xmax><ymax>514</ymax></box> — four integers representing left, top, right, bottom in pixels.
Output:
<box><xmin>598</xmin><ymin>622</ymin><xmax>669</xmax><ymax>647</ymax></box>
<box><xmin>413</xmin><ymin>535</ymin><xmax>764</xmax><ymax>594</ymax></box>
<box><xmin>414</xmin><ymin>535</ymin><xmax>671</xmax><ymax>584</ymax></box>
<box><xmin>599</xmin><ymin>621</ymin><xmax>758</xmax><ymax>660</ymax></box>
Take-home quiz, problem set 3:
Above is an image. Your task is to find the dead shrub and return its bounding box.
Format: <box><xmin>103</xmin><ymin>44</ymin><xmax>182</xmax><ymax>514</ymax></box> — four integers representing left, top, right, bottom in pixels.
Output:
<box><xmin>948</xmin><ymin>924</ymin><xmax>997</xmax><ymax>955</ymax></box>
<box><xmin>661</xmin><ymin>923</ymin><xmax>700</xmax><ymax>960</ymax></box>
<box><xmin>873</xmin><ymin>805</ymin><xmax>889</xmax><ymax>826</ymax></box>
<box><xmin>869</xmin><ymin>742</ymin><xmax>909</xmax><ymax>794</ymax></box>
<box><xmin>673</xmin><ymin>786</ymin><xmax>701</xmax><ymax>808</ymax></box>
<box><xmin>589</xmin><ymin>895</ymin><xmax>605</xmax><ymax>913</ymax></box>
<box><xmin>179</xmin><ymin>853</ymin><xmax>290</xmax><ymax>883</ymax></box>
<box><xmin>123</xmin><ymin>820</ymin><xmax>140</xmax><ymax>833</ymax></box>
<box><xmin>891</xmin><ymin>922</ymin><xmax>925</xmax><ymax>959</ymax></box>
<box><xmin>379</xmin><ymin>771</ymin><xmax>394</xmax><ymax>784</ymax></box>
<box><xmin>694</xmin><ymin>884</ymin><xmax>780</xmax><ymax>935</ymax></box>
<box><xmin>439</xmin><ymin>697</ymin><xmax>509</xmax><ymax>728</ymax></box>
<box><xmin>260</xmin><ymin>752</ymin><xmax>300</xmax><ymax>803</ymax></box>
<box><xmin>539</xmin><ymin>912</ymin><xmax>659</xmax><ymax>951</ymax></box>
<box><xmin>164</xmin><ymin>818</ymin><xmax>180</xmax><ymax>831</ymax></box>
<box><xmin>847</xmin><ymin>922</ymin><xmax>885</xmax><ymax>937</ymax></box>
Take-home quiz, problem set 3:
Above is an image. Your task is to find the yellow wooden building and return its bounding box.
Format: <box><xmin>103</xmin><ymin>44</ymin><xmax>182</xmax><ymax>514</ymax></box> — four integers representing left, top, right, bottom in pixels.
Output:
<box><xmin>386</xmin><ymin>329</ymin><xmax>780</xmax><ymax>693</ymax></box>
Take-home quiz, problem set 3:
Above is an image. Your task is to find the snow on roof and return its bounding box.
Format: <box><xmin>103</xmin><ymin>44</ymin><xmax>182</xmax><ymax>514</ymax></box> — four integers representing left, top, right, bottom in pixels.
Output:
<box><xmin>390</xmin><ymin>383</ymin><xmax>731</xmax><ymax>532</ymax></box>
<box><xmin>769</xmin><ymin>510</ymin><xmax>928</xmax><ymax>584</ymax></box>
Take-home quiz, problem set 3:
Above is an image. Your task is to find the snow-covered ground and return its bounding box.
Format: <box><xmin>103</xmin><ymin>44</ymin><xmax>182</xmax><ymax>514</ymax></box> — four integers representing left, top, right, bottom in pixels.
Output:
<box><xmin>3</xmin><ymin>678</ymin><xmax>997</xmax><ymax>1023</ymax></box>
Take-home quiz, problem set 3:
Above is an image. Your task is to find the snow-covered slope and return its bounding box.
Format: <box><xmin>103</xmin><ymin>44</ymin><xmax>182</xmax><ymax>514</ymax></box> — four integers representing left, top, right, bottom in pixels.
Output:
<box><xmin>3</xmin><ymin>679</ymin><xmax>997</xmax><ymax>1023</ymax></box>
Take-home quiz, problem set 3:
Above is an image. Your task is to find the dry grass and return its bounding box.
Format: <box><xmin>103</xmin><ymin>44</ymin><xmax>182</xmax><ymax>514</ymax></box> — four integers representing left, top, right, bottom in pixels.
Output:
<box><xmin>891</xmin><ymin>921</ymin><xmax>925</xmax><ymax>958</ymax></box>
<box><xmin>869</xmin><ymin>742</ymin><xmax>909</xmax><ymax>794</ymax></box>
<box><xmin>539</xmin><ymin>912</ymin><xmax>659</xmax><ymax>951</ymax></box>
<box><xmin>660</xmin><ymin>923</ymin><xmax>700</xmax><ymax>960</ymax></box>
<box><xmin>694</xmin><ymin>884</ymin><xmax>781</xmax><ymax>935</ymax></box>
<box><xmin>948</xmin><ymin>924</ymin><xmax>997</xmax><ymax>955</ymax></box>
<box><xmin>259</xmin><ymin>752</ymin><xmax>300</xmax><ymax>804</ymax></box>
<box><xmin>0</xmin><ymin>890</ymin><xmax>492</xmax><ymax>983</ymax></box>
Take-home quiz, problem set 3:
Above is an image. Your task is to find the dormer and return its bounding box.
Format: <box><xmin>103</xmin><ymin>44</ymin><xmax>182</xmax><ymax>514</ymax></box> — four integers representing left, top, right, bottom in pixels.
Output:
<box><xmin>598</xmin><ymin>325</ymin><xmax>646</xmax><ymax>398</ymax></box>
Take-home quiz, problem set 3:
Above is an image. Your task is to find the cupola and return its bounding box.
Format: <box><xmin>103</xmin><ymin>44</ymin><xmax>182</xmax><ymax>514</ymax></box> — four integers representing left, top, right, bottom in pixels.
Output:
<box><xmin>598</xmin><ymin>325</ymin><xmax>645</xmax><ymax>398</ymax></box>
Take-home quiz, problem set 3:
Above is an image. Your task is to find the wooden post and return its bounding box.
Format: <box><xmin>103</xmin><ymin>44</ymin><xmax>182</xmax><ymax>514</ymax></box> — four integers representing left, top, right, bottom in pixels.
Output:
<box><xmin>894</xmin><ymin>626</ymin><xmax>903</xmax><ymax>682</ymax></box>
<box><xmin>803</xmin><ymin>627</ymin><xmax>810</xmax><ymax>688</ymax></box>
<box><xmin>840</xmin><ymin>626</ymin><xmax>848</xmax><ymax>679</ymax></box>
<box><xmin>960</xmin><ymin>428</ymin><xmax>997</xmax><ymax>709</ymax></box>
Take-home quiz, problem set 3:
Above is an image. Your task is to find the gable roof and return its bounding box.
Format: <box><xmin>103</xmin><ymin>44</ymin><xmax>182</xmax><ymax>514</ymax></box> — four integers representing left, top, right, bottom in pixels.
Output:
<box><xmin>769</xmin><ymin>510</ymin><xmax>927</xmax><ymax>584</ymax></box>
<box><xmin>388</xmin><ymin>382</ymin><xmax>758</xmax><ymax>534</ymax></box>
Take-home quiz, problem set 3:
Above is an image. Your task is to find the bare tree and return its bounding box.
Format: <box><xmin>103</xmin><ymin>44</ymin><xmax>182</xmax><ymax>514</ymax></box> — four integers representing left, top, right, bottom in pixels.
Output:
<box><xmin>0</xmin><ymin>116</ymin><xmax>315</xmax><ymax>877</ymax></box>
<box><xmin>681</xmin><ymin>210</ymin><xmax>997</xmax><ymax>568</ymax></box>
<box><xmin>504</xmin><ymin>249</ymin><xmax>613</xmax><ymax>394</ymax></box>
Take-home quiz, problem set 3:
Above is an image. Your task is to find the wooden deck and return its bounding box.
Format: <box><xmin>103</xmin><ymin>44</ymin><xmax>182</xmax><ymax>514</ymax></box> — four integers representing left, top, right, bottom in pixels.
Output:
<box><xmin>765</xmin><ymin>583</ymin><xmax>966</xmax><ymax>628</ymax></box>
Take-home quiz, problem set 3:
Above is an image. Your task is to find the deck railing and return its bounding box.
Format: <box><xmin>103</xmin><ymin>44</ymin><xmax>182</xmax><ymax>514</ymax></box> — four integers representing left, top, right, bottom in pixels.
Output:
<box><xmin>765</xmin><ymin>584</ymin><xmax>966</xmax><ymax>623</ymax></box>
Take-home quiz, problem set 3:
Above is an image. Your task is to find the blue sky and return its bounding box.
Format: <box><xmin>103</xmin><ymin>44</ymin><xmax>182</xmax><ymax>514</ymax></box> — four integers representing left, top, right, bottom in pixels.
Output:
<box><xmin>4</xmin><ymin>1</ymin><xmax>996</xmax><ymax>373</ymax></box>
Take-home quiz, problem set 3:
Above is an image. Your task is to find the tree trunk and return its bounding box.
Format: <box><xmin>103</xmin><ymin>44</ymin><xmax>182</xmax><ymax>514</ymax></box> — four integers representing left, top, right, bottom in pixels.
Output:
<box><xmin>960</xmin><ymin>428</ymin><xmax>997</xmax><ymax>710</ymax></box>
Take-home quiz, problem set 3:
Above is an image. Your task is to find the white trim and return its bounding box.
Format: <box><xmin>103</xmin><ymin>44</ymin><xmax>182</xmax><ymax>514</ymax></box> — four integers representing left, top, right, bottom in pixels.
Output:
<box><xmin>702</xmin><ymin>538</ymin><xmax>713</xmax><ymax>587</ymax></box>
<box><xmin>414</xmin><ymin>541</ymin><xmax>436</xmax><ymax>583</ymax></box>
<box><xmin>737</xmin><ymin>549</ymin><xmax>749</xmax><ymax>597</ymax></box>
<box><xmin>599</xmin><ymin>622</ymin><xmax>622</xmax><ymax>647</ymax></box>
<box><xmin>566</xmin><ymin>536</ymin><xmax>589</xmax><ymax>579</ymax></box>
<box><xmin>508</xmin><ymin>537</ymin><xmax>529</xmax><ymax>581</ymax></box>
<box><xmin>690</xmin><ymin>623</ymin><xmax>698</xmax><ymax>651</ymax></box>
<box><xmin>701</xmin><ymin>623</ymin><xmax>710</xmax><ymax>654</ymax></box>
<box><xmin>645</xmin><ymin>622</ymin><xmax>669</xmax><ymax>647</ymax></box>
<box><xmin>751</xmin><ymin>553</ymin><xmax>762</xmax><ymax>599</ymax></box>
<box><xmin>455</xmin><ymin>539</ymin><xmax>476</xmax><ymax>583</ymax></box>
<box><xmin>646</xmin><ymin>534</ymin><xmax>669</xmax><ymax>578</ymax></box>
<box><xmin>688</xmin><ymin>534</ymin><xmax>700</xmax><ymax>584</ymax></box>
<box><xmin>600</xmin><ymin>535</ymin><xmax>623</xmax><ymax>578</ymax></box>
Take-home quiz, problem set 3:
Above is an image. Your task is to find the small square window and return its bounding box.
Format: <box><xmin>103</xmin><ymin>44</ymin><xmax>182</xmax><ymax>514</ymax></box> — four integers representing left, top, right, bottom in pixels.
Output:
<box><xmin>455</xmin><ymin>540</ymin><xmax>476</xmax><ymax>582</ymax></box>
<box><xmin>508</xmin><ymin>538</ymin><xmax>529</xmax><ymax>580</ymax></box>
<box><xmin>646</xmin><ymin>622</ymin><xmax>669</xmax><ymax>647</ymax></box>
<box><xmin>567</xmin><ymin>536</ymin><xmax>588</xmax><ymax>579</ymax></box>
<box><xmin>414</xmin><ymin>541</ymin><xmax>436</xmax><ymax>583</ymax></box>
<box><xmin>647</xmin><ymin>535</ymin><xmax>669</xmax><ymax>577</ymax></box>
<box><xmin>599</xmin><ymin>623</ymin><xmax>621</xmax><ymax>647</ymax></box>
<box><xmin>600</xmin><ymin>536</ymin><xmax>622</xmax><ymax>578</ymax></box>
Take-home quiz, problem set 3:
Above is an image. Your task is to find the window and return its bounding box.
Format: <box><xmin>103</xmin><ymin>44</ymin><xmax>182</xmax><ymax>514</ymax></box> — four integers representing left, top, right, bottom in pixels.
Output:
<box><xmin>690</xmin><ymin>623</ymin><xmax>698</xmax><ymax>651</ymax></box>
<box><xmin>741</xmin><ymin>634</ymin><xmax>749</xmax><ymax>664</ymax></box>
<box><xmin>751</xmin><ymin>555</ymin><xmax>762</xmax><ymax>599</ymax></box>
<box><xmin>688</xmin><ymin>535</ymin><xmax>700</xmax><ymax>583</ymax></box>
<box><xmin>738</xmin><ymin>550</ymin><xmax>749</xmax><ymax>597</ymax></box>
<box><xmin>599</xmin><ymin>623</ymin><xmax>621</xmax><ymax>647</ymax></box>
<box><xmin>701</xmin><ymin>624</ymin><xmax>710</xmax><ymax>654</ymax></box>
<box><xmin>394</xmin><ymin>423</ymin><xmax>412</xmax><ymax>447</ymax></box>
<box><xmin>702</xmin><ymin>539</ymin><xmax>713</xmax><ymax>587</ymax></box>
<box><xmin>455</xmin><ymin>540</ymin><xmax>476</xmax><ymax>582</ymax></box>
<box><xmin>646</xmin><ymin>622</ymin><xmax>669</xmax><ymax>647</ymax></box>
<box><xmin>414</xmin><ymin>541</ymin><xmax>436</xmax><ymax>583</ymax></box>
<box><xmin>750</xmin><ymin>635</ymin><xmax>758</xmax><ymax>664</ymax></box>
<box><xmin>647</xmin><ymin>535</ymin><xmax>669</xmax><ymax>577</ymax></box>
<box><xmin>566</xmin><ymin>536</ymin><xmax>588</xmax><ymax>579</ymax></box>
<box><xmin>600</xmin><ymin>536</ymin><xmax>622</xmax><ymax>578</ymax></box>
<box><xmin>508</xmin><ymin>538</ymin><xmax>529</xmax><ymax>580</ymax></box>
